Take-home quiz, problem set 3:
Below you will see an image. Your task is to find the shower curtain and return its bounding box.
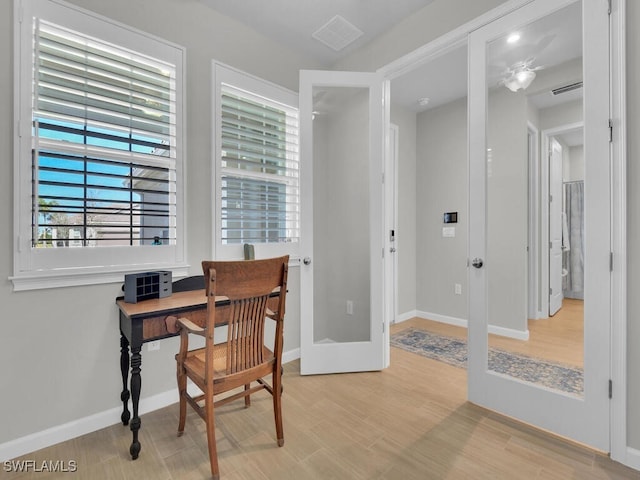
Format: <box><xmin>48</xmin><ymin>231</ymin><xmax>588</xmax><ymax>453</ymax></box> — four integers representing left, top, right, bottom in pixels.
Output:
<box><xmin>563</xmin><ymin>181</ymin><xmax>584</xmax><ymax>299</ymax></box>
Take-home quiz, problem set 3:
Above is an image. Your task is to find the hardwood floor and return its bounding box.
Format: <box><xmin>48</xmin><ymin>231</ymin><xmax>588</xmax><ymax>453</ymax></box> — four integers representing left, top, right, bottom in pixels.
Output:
<box><xmin>399</xmin><ymin>298</ymin><xmax>585</xmax><ymax>368</ymax></box>
<box><xmin>491</xmin><ymin>298</ymin><xmax>584</xmax><ymax>368</ymax></box>
<box><xmin>8</xmin><ymin>325</ymin><xmax>638</xmax><ymax>480</ymax></box>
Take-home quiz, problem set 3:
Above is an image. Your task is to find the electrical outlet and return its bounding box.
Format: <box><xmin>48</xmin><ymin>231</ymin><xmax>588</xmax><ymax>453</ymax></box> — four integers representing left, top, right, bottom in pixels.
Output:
<box><xmin>147</xmin><ymin>340</ymin><xmax>160</xmax><ymax>352</ymax></box>
<box><xmin>455</xmin><ymin>283</ymin><xmax>462</xmax><ymax>295</ymax></box>
<box><xmin>346</xmin><ymin>300</ymin><xmax>354</xmax><ymax>315</ymax></box>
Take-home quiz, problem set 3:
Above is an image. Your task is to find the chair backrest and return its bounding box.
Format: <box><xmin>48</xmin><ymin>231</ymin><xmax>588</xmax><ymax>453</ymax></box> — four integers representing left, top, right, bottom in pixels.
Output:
<box><xmin>201</xmin><ymin>256</ymin><xmax>289</xmax><ymax>375</ymax></box>
<box><xmin>171</xmin><ymin>275</ymin><xmax>205</xmax><ymax>293</ymax></box>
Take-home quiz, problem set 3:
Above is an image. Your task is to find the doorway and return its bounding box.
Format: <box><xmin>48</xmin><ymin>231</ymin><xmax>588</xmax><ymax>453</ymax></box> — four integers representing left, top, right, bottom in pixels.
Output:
<box><xmin>382</xmin><ymin>0</ymin><xmax>622</xmax><ymax>453</ymax></box>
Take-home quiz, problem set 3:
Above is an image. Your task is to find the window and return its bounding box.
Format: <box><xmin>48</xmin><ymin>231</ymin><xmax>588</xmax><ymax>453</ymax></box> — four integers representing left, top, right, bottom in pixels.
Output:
<box><xmin>13</xmin><ymin>0</ymin><xmax>186</xmax><ymax>290</ymax></box>
<box><xmin>214</xmin><ymin>63</ymin><xmax>299</xmax><ymax>259</ymax></box>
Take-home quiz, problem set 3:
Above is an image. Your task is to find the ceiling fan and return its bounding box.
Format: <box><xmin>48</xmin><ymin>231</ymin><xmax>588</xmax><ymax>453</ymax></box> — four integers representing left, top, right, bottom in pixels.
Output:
<box><xmin>499</xmin><ymin>57</ymin><xmax>544</xmax><ymax>92</ymax></box>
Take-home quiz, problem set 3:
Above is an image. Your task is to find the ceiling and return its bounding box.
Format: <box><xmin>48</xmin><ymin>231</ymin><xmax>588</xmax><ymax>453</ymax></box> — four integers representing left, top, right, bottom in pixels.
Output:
<box><xmin>392</xmin><ymin>1</ymin><xmax>582</xmax><ymax>113</ymax></box>
<box><xmin>197</xmin><ymin>0</ymin><xmax>583</xmax><ymax>125</ymax></box>
<box><xmin>198</xmin><ymin>0</ymin><xmax>436</xmax><ymax>67</ymax></box>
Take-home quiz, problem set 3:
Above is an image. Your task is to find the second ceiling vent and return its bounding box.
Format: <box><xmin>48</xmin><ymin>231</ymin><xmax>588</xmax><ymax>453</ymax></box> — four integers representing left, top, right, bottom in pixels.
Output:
<box><xmin>312</xmin><ymin>15</ymin><xmax>363</xmax><ymax>52</ymax></box>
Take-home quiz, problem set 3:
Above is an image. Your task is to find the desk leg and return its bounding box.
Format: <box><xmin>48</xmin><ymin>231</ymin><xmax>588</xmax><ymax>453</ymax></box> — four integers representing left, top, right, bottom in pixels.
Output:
<box><xmin>129</xmin><ymin>345</ymin><xmax>142</xmax><ymax>460</ymax></box>
<box><xmin>119</xmin><ymin>334</ymin><xmax>131</xmax><ymax>426</ymax></box>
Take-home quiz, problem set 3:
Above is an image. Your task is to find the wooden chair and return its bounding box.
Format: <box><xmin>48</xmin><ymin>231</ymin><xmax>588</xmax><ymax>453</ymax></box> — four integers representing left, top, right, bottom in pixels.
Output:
<box><xmin>174</xmin><ymin>256</ymin><xmax>289</xmax><ymax>479</ymax></box>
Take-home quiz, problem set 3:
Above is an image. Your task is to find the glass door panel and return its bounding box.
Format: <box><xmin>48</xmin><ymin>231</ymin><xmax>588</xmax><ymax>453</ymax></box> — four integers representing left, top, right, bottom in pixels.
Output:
<box><xmin>468</xmin><ymin>0</ymin><xmax>610</xmax><ymax>450</ymax></box>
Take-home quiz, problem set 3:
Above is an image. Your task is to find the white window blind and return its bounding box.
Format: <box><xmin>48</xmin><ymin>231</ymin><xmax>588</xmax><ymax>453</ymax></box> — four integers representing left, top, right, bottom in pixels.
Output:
<box><xmin>220</xmin><ymin>84</ymin><xmax>299</xmax><ymax>245</ymax></box>
<box><xmin>13</xmin><ymin>0</ymin><xmax>186</xmax><ymax>290</ymax></box>
<box><xmin>33</xmin><ymin>20</ymin><xmax>177</xmax><ymax>248</ymax></box>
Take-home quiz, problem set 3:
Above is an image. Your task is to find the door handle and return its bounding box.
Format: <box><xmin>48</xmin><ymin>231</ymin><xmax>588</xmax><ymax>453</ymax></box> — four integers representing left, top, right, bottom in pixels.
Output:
<box><xmin>471</xmin><ymin>258</ymin><xmax>484</xmax><ymax>269</ymax></box>
<box><xmin>303</xmin><ymin>257</ymin><xmax>312</xmax><ymax>265</ymax></box>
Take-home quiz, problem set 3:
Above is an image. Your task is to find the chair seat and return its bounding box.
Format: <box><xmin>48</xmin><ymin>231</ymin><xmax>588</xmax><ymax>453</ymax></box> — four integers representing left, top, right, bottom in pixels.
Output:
<box><xmin>183</xmin><ymin>344</ymin><xmax>276</xmax><ymax>389</ymax></box>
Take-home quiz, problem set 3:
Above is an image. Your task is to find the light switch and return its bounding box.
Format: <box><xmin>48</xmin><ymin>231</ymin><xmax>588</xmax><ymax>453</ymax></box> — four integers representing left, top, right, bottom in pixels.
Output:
<box><xmin>442</xmin><ymin>227</ymin><xmax>456</xmax><ymax>238</ymax></box>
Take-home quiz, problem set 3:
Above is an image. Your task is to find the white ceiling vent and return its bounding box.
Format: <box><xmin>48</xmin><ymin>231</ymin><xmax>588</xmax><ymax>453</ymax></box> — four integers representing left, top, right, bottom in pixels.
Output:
<box><xmin>312</xmin><ymin>15</ymin><xmax>363</xmax><ymax>52</ymax></box>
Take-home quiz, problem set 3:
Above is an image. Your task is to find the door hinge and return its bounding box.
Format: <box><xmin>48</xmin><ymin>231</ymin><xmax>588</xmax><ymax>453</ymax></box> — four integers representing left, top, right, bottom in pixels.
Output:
<box><xmin>609</xmin><ymin>119</ymin><xmax>613</xmax><ymax>142</ymax></box>
<box><xmin>549</xmin><ymin>241</ymin><xmax>552</xmax><ymax>250</ymax></box>
<box><xmin>609</xmin><ymin>379</ymin><xmax>613</xmax><ymax>398</ymax></box>
<box><xmin>549</xmin><ymin>194</ymin><xmax>553</xmax><ymax>203</ymax></box>
<box><xmin>608</xmin><ymin>0</ymin><xmax>612</xmax><ymax>15</ymax></box>
<box><xmin>610</xmin><ymin>252</ymin><xmax>614</xmax><ymax>272</ymax></box>
<box><xmin>382</xmin><ymin>322</ymin><xmax>385</xmax><ymax>333</ymax></box>
<box><xmin>549</xmin><ymin>287</ymin><xmax>552</xmax><ymax>295</ymax></box>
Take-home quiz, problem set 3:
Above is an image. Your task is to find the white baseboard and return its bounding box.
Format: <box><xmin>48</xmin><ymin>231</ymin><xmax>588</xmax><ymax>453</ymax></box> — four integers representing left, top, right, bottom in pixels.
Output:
<box><xmin>489</xmin><ymin>324</ymin><xmax>529</xmax><ymax>341</ymax></box>
<box><xmin>623</xmin><ymin>447</ymin><xmax>640</xmax><ymax>471</ymax></box>
<box><xmin>395</xmin><ymin>310</ymin><xmax>417</xmax><ymax>323</ymax></box>
<box><xmin>0</xmin><ymin>348</ymin><xmax>302</xmax><ymax>462</ymax></box>
<box><xmin>416</xmin><ymin>311</ymin><xmax>467</xmax><ymax>328</ymax></box>
<box><xmin>414</xmin><ymin>310</ymin><xmax>529</xmax><ymax>341</ymax></box>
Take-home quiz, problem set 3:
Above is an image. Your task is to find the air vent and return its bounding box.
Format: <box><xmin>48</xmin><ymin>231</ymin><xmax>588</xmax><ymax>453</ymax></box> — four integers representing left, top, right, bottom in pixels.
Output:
<box><xmin>312</xmin><ymin>15</ymin><xmax>363</xmax><ymax>52</ymax></box>
<box><xmin>551</xmin><ymin>81</ymin><xmax>583</xmax><ymax>95</ymax></box>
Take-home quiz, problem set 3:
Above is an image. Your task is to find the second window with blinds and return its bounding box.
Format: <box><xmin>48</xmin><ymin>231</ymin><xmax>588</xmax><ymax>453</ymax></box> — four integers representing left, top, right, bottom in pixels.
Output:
<box><xmin>213</xmin><ymin>63</ymin><xmax>299</xmax><ymax>260</ymax></box>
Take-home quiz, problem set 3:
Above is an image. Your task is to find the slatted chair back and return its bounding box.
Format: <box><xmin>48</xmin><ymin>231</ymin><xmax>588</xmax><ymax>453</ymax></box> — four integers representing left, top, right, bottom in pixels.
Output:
<box><xmin>202</xmin><ymin>256</ymin><xmax>288</xmax><ymax>378</ymax></box>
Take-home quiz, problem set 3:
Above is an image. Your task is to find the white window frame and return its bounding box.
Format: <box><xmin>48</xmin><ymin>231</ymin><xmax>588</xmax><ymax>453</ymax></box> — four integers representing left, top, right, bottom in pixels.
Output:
<box><xmin>212</xmin><ymin>61</ymin><xmax>299</xmax><ymax>260</ymax></box>
<box><xmin>12</xmin><ymin>0</ymin><xmax>187</xmax><ymax>291</ymax></box>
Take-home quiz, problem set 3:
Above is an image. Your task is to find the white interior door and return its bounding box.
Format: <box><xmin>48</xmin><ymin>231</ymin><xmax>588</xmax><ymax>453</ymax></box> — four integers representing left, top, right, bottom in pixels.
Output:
<box><xmin>549</xmin><ymin>138</ymin><xmax>564</xmax><ymax>316</ymax></box>
<box><xmin>468</xmin><ymin>0</ymin><xmax>611</xmax><ymax>450</ymax></box>
<box><xmin>299</xmin><ymin>70</ymin><xmax>388</xmax><ymax>375</ymax></box>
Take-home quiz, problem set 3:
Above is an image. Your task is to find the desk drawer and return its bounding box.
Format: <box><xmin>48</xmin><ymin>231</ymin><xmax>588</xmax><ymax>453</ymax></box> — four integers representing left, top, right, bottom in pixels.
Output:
<box><xmin>142</xmin><ymin>309</ymin><xmax>207</xmax><ymax>341</ymax></box>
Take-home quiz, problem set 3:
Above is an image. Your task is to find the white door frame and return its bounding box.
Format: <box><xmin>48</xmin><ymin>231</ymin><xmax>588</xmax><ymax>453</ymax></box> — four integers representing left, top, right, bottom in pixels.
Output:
<box><xmin>384</xmin><ymin>123</ymin><xmax>400</xmax><ymax>367</ymax></box>
<box><xmin>378</xmin><ymin>0</ymin><xmax>627</xmax><ymax>465</ymax></box>
<box><xmin>527</xmin><ymin>122</ymin><xmax>541</xmax><ymax>319</ymax></box>
<box><xmin>537</xmin><ymin>122</ymin><xmax>584</xmax><ymax>319</ymax></box>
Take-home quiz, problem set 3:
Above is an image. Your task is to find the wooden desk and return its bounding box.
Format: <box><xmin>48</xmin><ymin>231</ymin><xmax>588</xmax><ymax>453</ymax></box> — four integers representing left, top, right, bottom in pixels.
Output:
<box><xmin>116</xmin><ymin>289</ymin><xmax>207</xmax><ymax>460</ymax></box>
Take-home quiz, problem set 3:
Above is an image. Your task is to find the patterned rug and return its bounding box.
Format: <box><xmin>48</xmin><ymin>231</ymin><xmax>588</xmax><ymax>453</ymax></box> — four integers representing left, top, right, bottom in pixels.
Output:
<box><xmin>391</xmin><ymin>327</ymin><xmax>583</xmax><ymax>396</ymax></box>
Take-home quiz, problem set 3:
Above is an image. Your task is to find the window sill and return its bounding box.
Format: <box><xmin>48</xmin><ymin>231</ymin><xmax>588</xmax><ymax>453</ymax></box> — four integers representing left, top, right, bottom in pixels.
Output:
<box><xmin>10</xmin><ymin>264</ymin><xmax>190</xmax><ymax>292</ymax></box>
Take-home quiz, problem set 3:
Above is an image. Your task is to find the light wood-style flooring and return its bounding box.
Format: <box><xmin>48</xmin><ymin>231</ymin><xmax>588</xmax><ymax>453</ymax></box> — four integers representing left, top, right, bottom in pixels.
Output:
<box><xmin>402</xmin><ymin>298</ymin><xmax>584</xmax><ymax>368</ymax></box>
<box><xmin>8</xmin><ymin>314</ymin><xmax>638</xmax><ymax>480</ymax></box>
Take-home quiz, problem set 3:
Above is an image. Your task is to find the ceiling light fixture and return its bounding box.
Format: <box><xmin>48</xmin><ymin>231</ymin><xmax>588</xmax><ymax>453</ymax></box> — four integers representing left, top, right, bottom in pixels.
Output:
<box><xmin>417</xmin><ymin>97</ymin><xmax>430</xmax><ymax>107</ymax></box>
<box><xmin>501</xmin><ymin>61</ymin><xmax>539</xmax><ymax>92</ymax></box>
<box><xmin>507</xmin><ymin>33</ymin><xmax>521</xmax><ymax>44</ymax></box>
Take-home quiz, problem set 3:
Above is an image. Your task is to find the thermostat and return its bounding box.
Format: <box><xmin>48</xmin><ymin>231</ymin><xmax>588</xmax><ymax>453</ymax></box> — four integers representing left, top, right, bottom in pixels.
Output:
<box><xmin>443</xmin><ymin>212</ymin><xmax>458</xmax><ymax>224</ymax></box>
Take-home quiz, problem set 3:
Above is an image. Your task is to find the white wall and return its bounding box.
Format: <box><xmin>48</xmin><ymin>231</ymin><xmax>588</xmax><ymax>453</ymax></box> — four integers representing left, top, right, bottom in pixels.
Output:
<box><xmin>415</xmin><ymin>97</ymin><xmax>468</xmax><ymax>321</ymax></box>
<box><xmin>567</xmin><ymin>145</ymin><xmax>584</xmax><ymax>182</ymax></box>
<box><xmin>0</xmin><ymin>0</ymin><xmax>317</xmax><ymax>451</ymax></box>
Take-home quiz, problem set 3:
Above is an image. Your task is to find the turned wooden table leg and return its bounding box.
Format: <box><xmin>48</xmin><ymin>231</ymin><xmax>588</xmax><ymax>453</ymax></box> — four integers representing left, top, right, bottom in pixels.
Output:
<box><xmin>120</xmin><ymin>334</ymin><xmax>131</xmax><ymax>426</ymax></box>
<box><xmin>129</xmin><ymin>345</ymin><xmax>142</xmax><ymax>459</ymax></box>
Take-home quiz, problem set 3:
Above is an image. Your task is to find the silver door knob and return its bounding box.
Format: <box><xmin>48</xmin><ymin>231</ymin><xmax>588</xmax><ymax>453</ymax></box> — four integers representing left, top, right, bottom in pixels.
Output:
<box><xmin>303</xmin><ymin>257</ymin><xmax>311</xmax><ymax>265</ymax></box>
<box><xmin>471</xmin><ymin>258</ymin><xmax>484</xmax><ymax>269</ymax></box>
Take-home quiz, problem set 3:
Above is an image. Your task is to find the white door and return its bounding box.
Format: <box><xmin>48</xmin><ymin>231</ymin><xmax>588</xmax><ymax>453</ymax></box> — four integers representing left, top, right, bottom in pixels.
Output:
<box><xmin>549</xmin><ymin>138</ymin><xmax>564</xmax><ymax>315</ymax></box>
<box><xmin>299</xmin><ymin>70</ymin><xmax>389</xmax><ymax>375</ymax></box>
<box><xmin>468</xmin><ymin>0</ymin><xmax>611</xmax><ymax>450</ymax></box>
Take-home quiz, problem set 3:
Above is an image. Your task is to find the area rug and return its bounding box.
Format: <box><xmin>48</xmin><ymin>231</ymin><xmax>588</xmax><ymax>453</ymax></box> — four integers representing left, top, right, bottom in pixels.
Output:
<box><xmin>391</xmin><ymin>327</ymin><xmax>583</xmax><ymax>396</ymax></box>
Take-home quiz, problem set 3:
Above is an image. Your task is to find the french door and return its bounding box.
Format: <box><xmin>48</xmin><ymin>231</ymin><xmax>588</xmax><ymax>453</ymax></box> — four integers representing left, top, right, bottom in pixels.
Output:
<box><xmin>299</xmin><ymin>70</ymin><xmax>389</xmax><ymax>375</ymax></box>
<box><xmin>468</xmin><ymin>0</ymin><xmax>611</xmax><ymax>450</ymax></box>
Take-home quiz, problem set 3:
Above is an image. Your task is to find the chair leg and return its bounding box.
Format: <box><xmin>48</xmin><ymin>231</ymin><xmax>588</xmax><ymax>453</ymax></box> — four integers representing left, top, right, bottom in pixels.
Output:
<box><xmin>205</xmin><ymin>393</ymin><xmax>220</xmax><ymax>480</ymax></box>
<box><xmin>177</xmin><ymin>365</ymin><xmax>187</xmax><ymax>436</ymax></box>
<box><xmin>244</xmin><ymin>383</ymin><xmax>251</xmax><ymax>408</ymax></box>
<box><xmin>272</xmin><ymin>367</ymin><xmax>284</xmax><ymax>447</ymax></box>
